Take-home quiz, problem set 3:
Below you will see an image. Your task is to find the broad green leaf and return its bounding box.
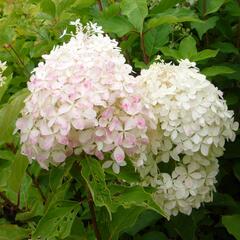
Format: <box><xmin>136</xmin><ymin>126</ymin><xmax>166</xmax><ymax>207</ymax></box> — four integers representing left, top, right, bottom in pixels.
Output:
<box><xmin>179</xmin><ymin>35</ymin><xmax>197</xmax><ymax>59</ymax></box>
<box><xmin>199</xmin><ymin>0</ymin><xmax>225</xmax><ymax>15</ymax></box>
<box><xmin>101</xmin><ymin>2</ymin><xmax>121</xmax><ymax>18</ymax></box>
<box><xmin>0</xmin><ymin>27</ymin><xmax>16</xmax><ymax>45</ymax></box>
<box><xmin>8</xmin><ymin>151</ymin><xmax>29</xmax><ymax>193</ymax></box>
<box><xmin>105</xmin><ymin>160</ymin><xmax>141</xmax><ymax>183</ymax></box>
<box><xmin>121</xmin><ymin>0</ymin><xmax>148</xmax><ymax>32</ymax></box>
<box><xmin>160</xmin><ymin>47</ymin><xmax>180</xmax><ymax>59</ymax></box>
<box><xmin>126</xmin><ymin>210</ymin><xmax>161</xmax><ymax>235</ymax></box>
<box><xmin>191</xmin><ymin>49</ymin><xmax>219</xmax><ymax>62</ymax></box>
<box><xmin>0</xmin><ymin>224</ymin><xmax>29</xmax><ymax>240</ymax></box>
<box><xmin>0</xmin><ymin>150</ymin><xmax>15</xmax><ymax>162</ymax></box>
<box><xmin>46</xmin><ymin>181</ymin><xmax>70</xmax><ymax>211</ymax></box>
<box><xmin>49</xmin><ymin>165</ymin><xmax>65</xmax><ymax>192</ymax></box>
<box><xmin>40</xmin><ymin>0</ymin><xmax>56</xmax><ymax>17</ymax></box>
<box><xmin>56</xmin><ymin>0</ymin><xmax>76</xmax><ymax>16</ymax></box>
<box><xmin>98</xmin><ymin>16</ymin><xmax>134</xmax><ymax>37</ymax></box>
<box><xmin>222</xmin><ymin>215</ymin><xmax>240</xmax><ymax>240</ymax></box>
<box><xmin>150</xmin><ymin>0</ymin><xmax>183</xmax><ymax>13</ymax></box>
<box><xmin>16</xmin><ymin>202</ymin><xmax>43</xmax><ymax>221</ymax></box>
<box><xmin>109</xmin><ymin>185</ymin><xmax>167</xmax><ymax>217</ymax></box>
<box><xmin>212</xmin><ymin>42</ymin><xmax>239</xmax><ymax>54</ymax></box>
<box><xmin>33</xmin><ymin>201</ymin><xmax>80</xmax><ymax>239</ymax></box>
<box><xmin>80</xmin><ymin>157</ymin><xmax>112</xmax><ymax>217</ymax></box>
<box><xmin>0</xmin><ymin>89</ymin><xmax>29</xmax><ymax>144</ymax></box>
<box><xmin>133</xmin><ymin>58</ymin><xmax>148</xmax><ymax>69</ymax></box>
<box><xmin>66</xmin><ymin>217</ymin><xmax>95</xmax><ymax>240</ymax></box>
<box><xmin>201</xmin><ymin>66</ymin><xmax>235</xmax><ymax>77</ymax></box>
<box><xmin>146</xmin><ymin>8</ymin><xmax>201</xmax><ymax>30</ymax></box>
<box><xmin>144</xmin><ymin>25</ymin><xmax>171</xmax><ymax>57</ymax></box>
<box><xmin>105</xmin><ymin>206</ymin><xmax>145</xmax><ymax>240</ymax></box>
<box><xmin>191</xmin><ymin>16</ymin><xmax>219</xmax><ymax>39</ymax></box>
<box><xmin>226</xmin><ymin>0</ymin><xmax>240</xmax><ymax>16</ymax></box>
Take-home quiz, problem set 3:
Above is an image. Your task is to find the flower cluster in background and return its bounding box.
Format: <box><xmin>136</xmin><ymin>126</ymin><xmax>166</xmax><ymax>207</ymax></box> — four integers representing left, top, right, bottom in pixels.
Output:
<box><xmin>16</xmin><ymin>21</ymin><xmax>154</xmax><ymax>171</ymax></box>
<box><xmin>16</xmin><ymin>21</ymin><xmax>238</xmax><ymax>216</ymax></box>
<box><xmin>136</xmin><ymin>60</ymin><xmax>238</xmax><ymax>215</ymax></box>
<box><xmin>0</xmin><ymin>61</ymin><xmax>7</xmax><ymax>87</ymax></box>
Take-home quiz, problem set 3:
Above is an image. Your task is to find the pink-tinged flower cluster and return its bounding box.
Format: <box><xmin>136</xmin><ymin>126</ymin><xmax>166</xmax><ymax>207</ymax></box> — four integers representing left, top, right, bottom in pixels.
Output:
<box><xmin>16</xmin><ymin>21</ymin><xmax>153</xmax><ymax>170</ymax></box>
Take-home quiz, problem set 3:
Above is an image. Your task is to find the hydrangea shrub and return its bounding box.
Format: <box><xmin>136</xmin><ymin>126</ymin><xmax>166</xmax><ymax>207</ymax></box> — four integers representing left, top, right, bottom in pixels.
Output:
<box><xmin>0</xmin><ymin>0</ymin><xmax>239</xmax><ymax>239</ymax></box>
<box><xmin>16</xmin><ymin>21</ymin><xmax>238</xmax><ymax>218</ymax></box>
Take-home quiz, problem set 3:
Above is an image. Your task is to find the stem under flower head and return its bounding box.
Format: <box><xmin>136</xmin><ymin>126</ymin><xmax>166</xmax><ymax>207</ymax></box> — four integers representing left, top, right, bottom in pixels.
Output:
<box><xmin>87</xmin><ymin>190</ymin><xmax>102</xmax><ymax>240</ymax></box>
<box><xmin>26</xmin><ymin>169</ymin><xmax>46</xmax><ymax>203</ymax></box>
<box><xmin>97</xmin><ymin>0</ymin><xmax>103</xmax><ymax>11</ymax></box>
<box><xmin>74</xmin><ymin>162</ymin><xmax>102</xmax><ymax>240</ymax></box>
<box><xmin>140</xmin><ymin>32</ymin><xmax>149</xmax><ymax>64</ymax></box>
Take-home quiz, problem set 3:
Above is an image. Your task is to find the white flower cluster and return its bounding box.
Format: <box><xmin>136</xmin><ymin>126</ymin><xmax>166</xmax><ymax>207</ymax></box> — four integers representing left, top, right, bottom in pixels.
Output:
<box><xmin>136</xmin><ymin>59</ymin><xmax>238</xmax><ymax>216</ymax></box>
<box><xmin>0</xmin><ymin>61</ymin><xmax>7</xmax><ymax>87</ymax></box>
<box><xmin>16</xmin><ymin>20</ymin><xmax>238</xmax><ymax>217</ymax></box>
<box><xmin>16</xmin><ymin>21</ymin><xmax>154</xmax><ymax>170</ymax></box>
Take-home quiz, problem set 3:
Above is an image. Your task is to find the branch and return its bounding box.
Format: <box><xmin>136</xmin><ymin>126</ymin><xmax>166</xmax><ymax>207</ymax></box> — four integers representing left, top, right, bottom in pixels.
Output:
<box><xmin>87</xmin><ymin>190</ymin><xmax>102</xmax><ymax>240</ymax></box>
<box><xmin>74</xmin><ymin>161</ymin><xmax>102</xmax><ymax>240</ymax></box>
<box><xmin>140</xmin><ymin>32</ymin><xmax>149</xmax><ymax>64</ymax></box>
<box><xmin>97</xmin><ymin>0</ymin><xmax>103</xmax><ymax>11</ymax></box>
<box><xmin>26</xmin><ymin>169</ymin><xmax>46</xmax><ymax>203</ymax></box>
<box><xmin>0</xmin><ymin>192</ymin><xmax>21</xmax><ymax>212</ymax></box>
<box><xmin>4</xmin><ymin>44</ymin><xmax>30</xmax><ymax>76</ymax></box>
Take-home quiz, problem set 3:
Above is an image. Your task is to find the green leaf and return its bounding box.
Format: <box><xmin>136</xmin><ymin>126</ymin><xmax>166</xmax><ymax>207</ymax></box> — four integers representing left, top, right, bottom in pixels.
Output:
<box><xmin>150</xmin><ymin>0</ymin><xmax>183</xmax><ymax>13</ymax></box>
<box><xmin>144</xmin><ymin>25</ymin><xmax>171</xmax><ymax>57</ymax></box>
<box><xmin>109</xmin><ymin>185</ymin><xmax>167</xmax><ymax>217</ymax></box>
<box><xmin>0</xmin><ymin>150</ymin><xmax>15</xmax><ymax>162</ymax></box>
<box><xmin>16</xmin><ymin>202</ymin><xmax>43</xmax><ymax>221</ymax></box>
<box><xmin>179</xmin><ymin>35</ymin><xmax>197</xmax><ymax>59</ymax></box>
<box><xmin>169</xmin><ymin>214</ymin><xmax>196</xmax><ymax>240</ymax></box>
<box><xmin>211</xmin><ymin>42</ymin><xmax>239</xmax><ymax>54</ymax></box>
<box><xmin>201</xmin><ymin>66</ymin><xmax>235</xmax><ymax>77</ymax></box>
<box><xmin>226</xmin><ymin>0</ymin><xmax>240</xmax><ymax>16</ymax></box>
<box><xmin>222</xmin><ymin>215</ymin><xmax>240</xmax><ymax>240</ymax></box>
<box><xmin>40</xmin><ymin>0</ymin><xmax>56</xmax><ymax>17</ymax></box>
<box><xmin>0</xmin><ymin>89</ymin><xmax>29</xmax><ymax>144</ymax></box>
<box><xmin>105</xmin><ymin>206</ymin><xmax>145</xmax><ymax>240</ymax></box>
<box><xmin>126</xmin><ymin>210</ymin><xmax>161</xmax><ymax>235</ymax></box>
<box><xmin>0</xmin><ymin>27</ymin><xmax>16</xmax><ymax>45</ymax></box>
<box><xmin>146</xmin><ymin>8</ymin><xmax>201</xmax><ymax>30</ymax></box>
<box><xmin>8</xmin><ymin>151</ymin><xmax>29</xmax><ymax>193</ymax></box>
<box><xmin>191</xmin><ymin>49</ymin><xmax>219</xmax><ymax>61</ymax></box>
<box><xmin>56</xmin><ymin>0</ymin><xmax>76</xmax><ymax>16</ymax></box>
<box><xmin>121</xmin><ymin>0</ymin><xmax>148</xmax><ymax>32</ymax></box>
<box><xmin>33</xmin><ymin>201</ymin><xmax>80</xmax><ymax>239</ymax></box>
<box><xmin>0</xmin><ymin>224</ymin><xmax>29</xmax><ymax>240</ymax></box>
<box><xmin>200</xmin><ymin>0</ymin><xmax>225</xmax><ymax>15</ymax></box>
<box><xmin>80</xmin><ymin>157</ymin><xmax>112</xmax><ymax>217</ymax></box>
<box><xmin>49</xmin><ymin>165</ymin><xmax>65</xmax><ymax>192</ymax></box>
<box><xmin>160</xmin><ymin>47</ymin><xmax>180</xmax><ymax>59</ymax></box>
<box><xmin>98</xmin><ymin>16</ymin><xmax>134</xmax><ymax>37</ymax></box>
<box><xmin>191</xmin><ymin>16</ymin><xmax>219</xmax><ymax>39</ymax></box>
<box><xmin>105</xmin><ymin>160</ymin><xmax>141</xmax><ymax>183</ymax></box>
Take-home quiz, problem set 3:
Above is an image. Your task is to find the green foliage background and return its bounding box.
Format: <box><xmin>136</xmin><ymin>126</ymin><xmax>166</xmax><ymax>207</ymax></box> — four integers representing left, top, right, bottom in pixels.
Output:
<box><xmin>0</xmin><ymin>0</ymin><xmax>239</xmax><ymax>239</ymax></box>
